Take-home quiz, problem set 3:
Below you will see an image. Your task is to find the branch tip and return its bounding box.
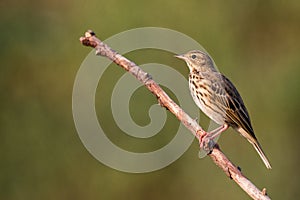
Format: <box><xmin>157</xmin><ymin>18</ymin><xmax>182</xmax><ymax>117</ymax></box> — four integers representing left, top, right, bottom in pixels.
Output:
<box><xmin>79</xmin><ymin>30</ymin><xmax>98</xmax><ymax>48</ymax></box>
<box><xmin>262</xmin><ymin>188</ymin><xmax>267</xmax><ymax>196</ymax></box>
<box><xmin>86</xmin><ymin>30</ymin><xmax>96</xmax><ymax>37</ymax></box>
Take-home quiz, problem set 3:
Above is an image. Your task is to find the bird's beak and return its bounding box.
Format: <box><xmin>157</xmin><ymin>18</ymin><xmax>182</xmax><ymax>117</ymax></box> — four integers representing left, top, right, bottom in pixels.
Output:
<box><xmin>174</xmin><ymin>54</ymin><xmax>186</xmax><ymax>60</ymax></box>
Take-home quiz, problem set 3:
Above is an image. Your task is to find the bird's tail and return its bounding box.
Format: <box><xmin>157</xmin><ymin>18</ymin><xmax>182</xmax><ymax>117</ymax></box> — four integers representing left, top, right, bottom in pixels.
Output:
<box><xmin>250</xmin><ymin>139</ymin><xmax>272</xmax><ymax>169</ymax></box>
<box><xmin>238</xmin><ymin>128</ymin><xmax>272</xmax><ymax>169</ymax></box>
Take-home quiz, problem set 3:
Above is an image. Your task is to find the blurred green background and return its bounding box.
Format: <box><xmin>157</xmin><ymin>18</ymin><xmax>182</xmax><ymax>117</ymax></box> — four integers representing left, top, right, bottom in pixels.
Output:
<box><xmin>1</xmin><ymin>0</ymin><xmax>300</xmax><ymax>199</ymax></box>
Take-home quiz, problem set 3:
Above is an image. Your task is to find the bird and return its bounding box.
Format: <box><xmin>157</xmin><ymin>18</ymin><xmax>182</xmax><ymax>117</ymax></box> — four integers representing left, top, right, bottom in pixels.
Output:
<box><xmin>175</xmin><ymin>50</ymin><xmax>272</xmax><ymax>169</ymax></box>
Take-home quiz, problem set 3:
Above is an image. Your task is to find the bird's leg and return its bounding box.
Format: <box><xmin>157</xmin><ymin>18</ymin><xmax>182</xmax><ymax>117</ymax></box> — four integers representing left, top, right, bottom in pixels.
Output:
<box><xmin>208</xmin><ymin>124</ymin><xmax>229</xmax><ymax>139</ymax></box>
<box><xmin>198</xmin><ymin>124</ymin><xmax>229</xmax><ymax>151</ymax></box>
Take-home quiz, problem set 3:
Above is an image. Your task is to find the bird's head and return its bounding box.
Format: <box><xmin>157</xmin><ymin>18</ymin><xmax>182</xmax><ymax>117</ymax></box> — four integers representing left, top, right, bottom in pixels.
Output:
<box><xmin>175</xmin><ymin>50</ymin><xmax>216</xmax><ymax>73</ymax></box>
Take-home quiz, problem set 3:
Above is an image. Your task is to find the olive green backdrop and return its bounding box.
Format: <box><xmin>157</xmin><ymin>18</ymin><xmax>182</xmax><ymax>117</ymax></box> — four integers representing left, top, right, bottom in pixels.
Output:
<box><xmin>1</xmin><ymin>0</ymin><xmax>299</xmax><ymax>199</ymax></box>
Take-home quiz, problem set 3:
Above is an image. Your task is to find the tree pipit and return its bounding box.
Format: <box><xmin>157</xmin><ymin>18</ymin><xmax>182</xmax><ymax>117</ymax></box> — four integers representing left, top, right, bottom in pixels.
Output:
<box><xmin>175</xmin><ymin>50</ymin><xmax>271</xmax><ymax>169</ymax></box>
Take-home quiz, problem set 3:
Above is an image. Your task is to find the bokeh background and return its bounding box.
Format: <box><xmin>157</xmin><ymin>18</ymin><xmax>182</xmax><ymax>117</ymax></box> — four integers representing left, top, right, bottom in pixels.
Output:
<box><xmin>1</xmin><ymin>0</ymin><xmax>300</xmax><ymax>199</ymax></box>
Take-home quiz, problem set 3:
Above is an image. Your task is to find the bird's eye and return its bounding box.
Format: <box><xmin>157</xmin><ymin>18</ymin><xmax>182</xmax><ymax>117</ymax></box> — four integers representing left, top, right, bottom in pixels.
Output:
<box><xmin>191</xmin><ymin>54</ymin><xmax>196</xmax><ymax>59</ymax></box>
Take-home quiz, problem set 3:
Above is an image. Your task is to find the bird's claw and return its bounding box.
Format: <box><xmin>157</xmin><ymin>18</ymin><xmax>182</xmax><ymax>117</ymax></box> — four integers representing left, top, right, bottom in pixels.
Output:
<box><xmin>197</xmin><ymin>132</ymin><xmax>216</xmax><ymax>156</ymax></box>
<box><xmin>200</xmin><ymin>136</ymin><xmax>216</xmax><ymax>153</ymax></box>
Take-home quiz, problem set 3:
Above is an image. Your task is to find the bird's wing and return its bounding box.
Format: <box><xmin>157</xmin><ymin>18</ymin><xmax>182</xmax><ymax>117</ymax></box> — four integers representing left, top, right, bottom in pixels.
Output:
<box><xmin>210</xmin><ymin>73</ymin><xmax>257</xmax><ymax>140</ymax></box>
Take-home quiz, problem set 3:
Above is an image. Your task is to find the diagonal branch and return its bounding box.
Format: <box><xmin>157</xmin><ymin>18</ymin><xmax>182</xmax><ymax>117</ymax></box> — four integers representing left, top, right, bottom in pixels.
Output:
<box><xmin>79</xmin><ymin>30</ymin><xmax>271</xmax><ymax>200</ymax></box>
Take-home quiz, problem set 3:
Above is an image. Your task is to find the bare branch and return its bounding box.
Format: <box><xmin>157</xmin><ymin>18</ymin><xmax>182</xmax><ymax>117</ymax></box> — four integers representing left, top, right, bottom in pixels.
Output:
<box><xmin>79</xmin><ymin>30</ymin><xmax>271</xmax><ymax>200</ymax></box>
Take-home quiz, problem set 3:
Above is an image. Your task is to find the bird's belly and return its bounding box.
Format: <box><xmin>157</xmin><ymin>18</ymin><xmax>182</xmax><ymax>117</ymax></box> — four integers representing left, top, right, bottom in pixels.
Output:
<box><xmin>189</xmin><ymin>87</ymin><xmax>225</xmax><ymax>125</ymax></box>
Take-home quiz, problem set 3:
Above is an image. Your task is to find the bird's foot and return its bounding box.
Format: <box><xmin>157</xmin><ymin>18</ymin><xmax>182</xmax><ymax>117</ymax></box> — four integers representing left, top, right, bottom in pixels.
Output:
<box><xmin>197</xmin><ymin>124</ymin><xmax>229</xmax><ymax>158</ymax></box>
<box><xmin>196</xmin><ymin>131</ymin><xmax>215</xmax><ymax>158</ymax></box>
<box><xmin>199</xmin><ymin>134</ymin><xmax>216</xmax><ymax>153</ymax></box>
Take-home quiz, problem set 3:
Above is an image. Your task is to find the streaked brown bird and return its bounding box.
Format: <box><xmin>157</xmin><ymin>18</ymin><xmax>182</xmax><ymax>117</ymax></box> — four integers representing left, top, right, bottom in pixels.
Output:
<box><xmin>175</xmin><ymin>50</ymin><xmax>271</xmax><ymax>169</ymax></box>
